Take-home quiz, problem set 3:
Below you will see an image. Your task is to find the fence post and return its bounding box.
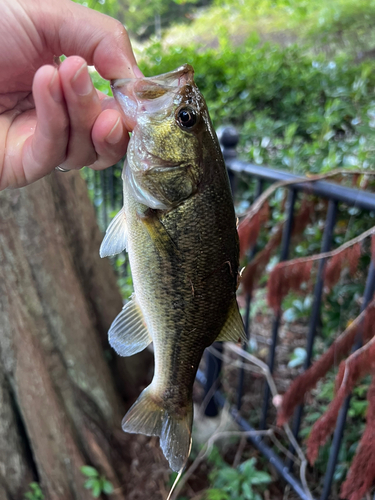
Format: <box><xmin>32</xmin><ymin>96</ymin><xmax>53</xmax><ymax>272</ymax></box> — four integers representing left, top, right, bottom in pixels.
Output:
<box><xmin>217</xmin><ymin>126</ymin><xmax>239</xmax><ymax>194</ymax></box>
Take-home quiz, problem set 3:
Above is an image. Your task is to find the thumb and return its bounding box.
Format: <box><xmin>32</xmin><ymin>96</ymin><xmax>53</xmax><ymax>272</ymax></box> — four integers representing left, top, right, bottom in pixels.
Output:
<box><xmin>36</xmin><ymin>0</ymin><xmax>140</xmax><ymax>80</ymax></box>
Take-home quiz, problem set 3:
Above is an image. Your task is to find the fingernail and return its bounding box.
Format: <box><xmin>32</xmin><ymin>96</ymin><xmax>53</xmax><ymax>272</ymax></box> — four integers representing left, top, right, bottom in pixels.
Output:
<box><xmin>133</xmin><ymin>65</ymin><xmax>144</xmax><ymax>78</ymax></box>
<box><xmin>71</xmin><ymin>62</ymin><xmax>92</xmax><ymax>96</ymax></box>
<box><xmin>106</xmin><ymin>118</ymin><xmax>123</xmax><ymax>144</ymax></box>
<box><xmin>49</xmin><ymin>69</ymin><xmax>63</xmax><ymax>102</ymax></box>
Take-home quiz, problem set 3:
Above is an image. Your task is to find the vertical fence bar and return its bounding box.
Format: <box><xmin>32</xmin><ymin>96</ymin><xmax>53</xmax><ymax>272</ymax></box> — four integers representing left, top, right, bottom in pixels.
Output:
<box><xmin>260</xmin><ymin>188</ymin><xmax>297</xmax><ymax>430</ymax></box>
<box><xmin>287</xmin><ymin>200</ymin><xmax>338</xmax><ymax>468</ymax></box>
<box><xmin>204</xmin><ymin>343</ymin><xmax>224</xmax><ymax>417</ymax></box>
<box><xmin>320</xmin><ymin>260</ymin><xmax>375</xmax><ymax>500</ymax></box>
<box><xmin>237</xmin><ymin>178</ymin><xmax>264</xmax><ymax>411</ymax></box>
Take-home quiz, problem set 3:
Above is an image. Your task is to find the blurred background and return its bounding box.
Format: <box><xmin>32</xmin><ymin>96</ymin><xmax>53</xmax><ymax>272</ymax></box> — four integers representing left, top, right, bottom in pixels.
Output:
<box><xmin>2</xmin><ymin>1</ymin><xmax>375</xmax><ymax>499</ymax></box>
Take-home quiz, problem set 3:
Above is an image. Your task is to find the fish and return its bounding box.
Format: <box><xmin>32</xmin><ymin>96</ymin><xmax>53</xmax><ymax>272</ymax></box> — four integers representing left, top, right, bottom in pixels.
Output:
<box><xmin>100</xmin><ymin>64</ymin><xmax>246</xmax><ymax>473</ymax></box>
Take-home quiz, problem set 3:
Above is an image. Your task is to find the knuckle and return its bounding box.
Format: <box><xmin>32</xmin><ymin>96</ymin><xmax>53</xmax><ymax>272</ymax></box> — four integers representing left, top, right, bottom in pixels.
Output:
<box><xmin>112</xmin><ymin>20</ymin><xmax>127</xmax><ymax>37</ymax></box>
<box><xmin>112</xmin><ymin>21</ymin><xmax>130</xmax><ymax>45</ymax></box>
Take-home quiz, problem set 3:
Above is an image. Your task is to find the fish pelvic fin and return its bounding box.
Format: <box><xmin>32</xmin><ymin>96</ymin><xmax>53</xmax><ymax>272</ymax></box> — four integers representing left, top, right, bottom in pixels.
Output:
<box><xmin>109</xmin><ymin>293</ymin><xmax>152</xmax><ymax>356</ymax></box>
<box><xmin>100</xmin><ymin>207</ymin><xmax>127</xmax><ymax>258</ymax></box>
<box><xmin>122</xmin><ymin>386</ymin><xmax>193</xmax><ymax>472</ymax></box>
<box><xmin>216</xmin><ymin>298</ymin><xmax>247</xmax><ymax>343</ymax></box>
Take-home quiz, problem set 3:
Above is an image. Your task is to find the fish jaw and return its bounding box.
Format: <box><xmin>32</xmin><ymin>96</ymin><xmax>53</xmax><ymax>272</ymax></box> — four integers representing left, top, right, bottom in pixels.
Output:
<box><xmin>113</xmin><ymin>64</ymin><xmax>207</xmax><ymax>210</ymax></box>
<box><xmin>111</xmin><ymin>64</ymin><xmax>195</xmax><ymax>131</ymax></box>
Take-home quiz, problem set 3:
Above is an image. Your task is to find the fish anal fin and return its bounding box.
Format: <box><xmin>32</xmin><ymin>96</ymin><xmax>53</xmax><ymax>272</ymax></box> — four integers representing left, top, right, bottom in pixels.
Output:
<box><xmin>122</xmin><ymin>386</ymin><xmax>192</xmax><ymax>472</ymax></box>
<box><xmin>100</xmin><ymin>207</ymin><xmax>127</xmax><ymax>258</ymax></box>
<box><xmin>216</xmin><ymin>298</ymin><xmax>247</xmax><ymax>343</ymax></box>
<box><xmin>109</xmin><ymin>293</ymin><xmax>152</xmax><ymax>357</ymax></box>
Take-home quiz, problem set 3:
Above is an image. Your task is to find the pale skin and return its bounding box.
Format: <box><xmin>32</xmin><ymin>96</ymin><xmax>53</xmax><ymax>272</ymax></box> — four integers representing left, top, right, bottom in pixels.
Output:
<box><xmin>0</xmin><ymin>0</ymin><xmax>142</xmax><ymax>191</ymax></box>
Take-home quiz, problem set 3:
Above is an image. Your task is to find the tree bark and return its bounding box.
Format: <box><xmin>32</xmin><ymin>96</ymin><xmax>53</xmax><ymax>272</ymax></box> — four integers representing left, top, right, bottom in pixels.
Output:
<box><xmin>0</xmin><ymin>171</ymin><xmax>152</xmax><ymax>499</ymax></box>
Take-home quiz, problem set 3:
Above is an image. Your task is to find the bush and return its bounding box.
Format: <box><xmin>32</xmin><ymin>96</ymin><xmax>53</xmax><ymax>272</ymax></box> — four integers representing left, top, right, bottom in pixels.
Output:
<box><xmin>140</xmin><ymin>38</ymin><xmax>375</xmax><ymax>174</ymax></box>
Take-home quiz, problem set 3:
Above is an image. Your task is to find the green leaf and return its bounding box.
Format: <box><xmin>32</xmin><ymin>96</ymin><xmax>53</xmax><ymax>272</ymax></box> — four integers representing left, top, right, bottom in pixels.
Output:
<box><xmin>102</xmin><ymin>480</ymin><xmax>114</xmax><ymax>494</ymax></box>
<box><xmin>92</xmin><ymin>482</ymin><xmax>102</xmax><ymax>498</ymax></box>
<box><xmin>248</xmin><ymin>471</ymin><xmax>272</xmax><ymax>485</ymax></box>
<box><xmin>241</xmin><ymin>481</ymin><xmax>253</xmax><ymax>500</ymax></box>
<box><xmin>81</xmin><ymin>466</ymin><xmax>99</xmax><ymax>478</ymax></box>
<box><xmin>84</xmin><ymin>479</ymin><xmax>97</xmax><ymax>490</ymax></box>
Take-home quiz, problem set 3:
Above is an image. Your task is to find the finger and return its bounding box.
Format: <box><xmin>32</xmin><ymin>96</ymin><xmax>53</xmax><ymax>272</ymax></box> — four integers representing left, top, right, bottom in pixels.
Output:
<box><xmin>40</xmin><ymin>0</ymin><xmax>142</xmax><ymax>80</ymax></box>
<box><xmin>88</xmin><ymin>109</ymin><xmax>129</xmax><ymax>170</ymax></box>
<box><xmin>58</xmin><ymin>56</ymin><xmax>102</xmax><ymax>170</ymax></box>
<box><xmin>3</xmin><ymin>65</ymin><xmax>69</xmax><ymax>188</ymax></box>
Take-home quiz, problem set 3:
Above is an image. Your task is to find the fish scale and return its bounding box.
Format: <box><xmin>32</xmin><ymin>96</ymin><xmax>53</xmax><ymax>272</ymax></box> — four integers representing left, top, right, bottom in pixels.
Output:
<box><xmin>100</xmin><ymin>64</ymin><xmax>246</xmax><ymax>472</ymax></box>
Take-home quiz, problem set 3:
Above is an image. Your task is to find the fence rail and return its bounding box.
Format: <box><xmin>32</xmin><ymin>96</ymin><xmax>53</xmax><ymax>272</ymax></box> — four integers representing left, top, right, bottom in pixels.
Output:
<box><xmin>89</xmin><ymin>127</ymin><xmax>375</xmax><ymax>500</ymax></box>
<box><xmin>201</xmin><ymin>127</ymin><xmax>375</xmax><ymax>500</ymax></box>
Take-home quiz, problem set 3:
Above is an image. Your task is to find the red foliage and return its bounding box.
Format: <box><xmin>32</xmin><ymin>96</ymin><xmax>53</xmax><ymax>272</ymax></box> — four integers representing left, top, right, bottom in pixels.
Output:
<box><xmin>277</xmin><ymin>299</ymin><xmax>375</xmax><ymax>426</ymax></box>
<box><xmin>238</xmin><ymin>203</ymin><xmax>269</xmax><ymax>259</ymax></box>
<box><xmin>242</xmin><ymin>233</ymin><xmax>281</xmax><ymax>295</ymax></box>
<box><xmin>340</xmin><ymin>377</ymin><xmax>375</xmax><ymax>500</ymax></box>
<box><xmin>307</xmin><ymin>335</ymin><xmax>375</xmax><ymax>464</ymax></box>
<box><xmin>241</xmin><ymin>197</ymin><xmax>315</xmax><ymax>297</ymax></box>
<box><xmin>267</xmin><ymin>261</ymin><xmax>313</xmax><ymax>313</ymax></box>
<box><xmin>291</xmin><ymin>198</ymin><xmax>315</xmax><ymax>236</ymax></box>
<box><xmin>324</xmin><ymin>252</ymin><xmax>343</xmax><ymax>290</ymax></box>
<box><xmin>348</xmin><ymin>243</ymin><xmax>361</xmax><ymax>275</ymax></box>
<box><xmin>325</xmin><ymin>243</ymin><xmax>361</xmax><ymax>290</ymax></box>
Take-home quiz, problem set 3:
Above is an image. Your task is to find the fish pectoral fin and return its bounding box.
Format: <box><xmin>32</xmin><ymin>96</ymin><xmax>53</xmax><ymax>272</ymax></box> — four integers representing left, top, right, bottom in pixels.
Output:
<box><xmin>138</xmin><ymin>208</ymin><xmax>179</xmax><ymax>258</ymax></box>
<box><xmin>100</xmin><ymin>207</ymin><xmax>128</xmax><ymax>258</ymax></box>
<box><xmin>109</xmin><ymin>293</ymin><xmax>152</xmax><ymax>356</ymax></box>
<box><xmin>216</xmin><ymin>298</ymin><xmax>247</xmax><ymax>343</ymax></box>
<box><xmin>122</xmin><ymin>385</ymin><xmax>193</xmax><ymax>473</ymax></box>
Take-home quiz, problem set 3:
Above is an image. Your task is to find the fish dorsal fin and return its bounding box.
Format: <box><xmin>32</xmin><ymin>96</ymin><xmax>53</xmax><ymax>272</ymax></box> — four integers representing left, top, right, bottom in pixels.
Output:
<box><xmin>216</xmin><ymin>298</ymin><xmax>247</xmax><ymax>343</ymax></box>
<box><xmin>109</xmin><ymin>294</ymin><xmax>152</xmax><ymax>356</ymax></box>
<box><xmin>100</xmin><ymin>207</ymin><xmax>127</xmax><ymax>258</ymax></box>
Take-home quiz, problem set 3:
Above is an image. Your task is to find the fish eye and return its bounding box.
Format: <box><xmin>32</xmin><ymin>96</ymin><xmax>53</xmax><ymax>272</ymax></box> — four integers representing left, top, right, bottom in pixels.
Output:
<box><xmin>176</xmin><ymin>107</ymin><xmax>197</xmax><ymax>129</ymax></box>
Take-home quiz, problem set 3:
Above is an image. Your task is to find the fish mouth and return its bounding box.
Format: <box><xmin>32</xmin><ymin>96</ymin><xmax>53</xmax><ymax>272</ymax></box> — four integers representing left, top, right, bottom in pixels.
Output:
<box><xmin>111</xmin><ymin>65</ymin><xmax>195</xmax><ymax>131</ymax></box>
<box><xmin>111</xmin><ymin>64</ymin><xmax>194</xmax><ymax>94</ymax></box>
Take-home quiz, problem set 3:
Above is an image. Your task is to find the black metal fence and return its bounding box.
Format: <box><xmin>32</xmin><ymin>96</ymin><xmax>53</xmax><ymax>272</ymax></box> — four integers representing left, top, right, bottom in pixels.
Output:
<box><xmin>89</xmin><ymin>127</ymin><xmax>375</xmax><ymax>500</ymax></box>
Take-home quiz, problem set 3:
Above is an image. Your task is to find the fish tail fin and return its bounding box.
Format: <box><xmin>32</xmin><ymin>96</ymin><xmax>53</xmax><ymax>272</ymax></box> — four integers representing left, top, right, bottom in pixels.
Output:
<box><xmin>122</xmin><ymin>385</ymin><xmax>193</xmax><ymax>472</ymax></box>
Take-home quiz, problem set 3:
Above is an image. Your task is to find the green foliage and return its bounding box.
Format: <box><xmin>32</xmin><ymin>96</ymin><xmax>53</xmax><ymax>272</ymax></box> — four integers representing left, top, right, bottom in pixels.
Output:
<box><xmin>288</xmin><ymin>347</ymin><xmax>307</xmax><ymax>368</ymax></box>
<box><xmin>24</xmin><ymin>483</ymin><xmax>44</xmax><ymax>500</ymax></box>
<box><xmin>205</xmin><ymin>448</ymin><xmax>271</xmax><ymax>500</ymax></box>
<box><xmin>73</xmin><ymin>0</ymin><xmax>211</xmax><ymax>39</ymax></box>
<box><xmin>81</xmin><ymin>466</ymin><xmax>114</xmax><ymax>498</ymax></box>
<box><xmin>72</xmin><ymin>0</ymin><xmax>118</xmax><ymax>18</ymax></box>
<box><xmin>283</xmin><ymin>296</ymin><xmax>312</xmax><ymax>324</ymax></box>
<box><xmin>164</xmin><ymin>0</ymin><xmax>375</xmax><ymax>59</ymax></box>
<box><xmin>140</xmin><ymin>38</ymin><xmax>375</xmax><ymax>175</ymax></box>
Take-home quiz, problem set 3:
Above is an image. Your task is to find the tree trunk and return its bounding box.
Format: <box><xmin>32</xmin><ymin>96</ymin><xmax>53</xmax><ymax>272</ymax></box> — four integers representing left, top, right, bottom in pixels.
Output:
<box><xmin>0</xmin><ymin>171</ymin><xmax>152</xmax><ymax>499</ymax></box>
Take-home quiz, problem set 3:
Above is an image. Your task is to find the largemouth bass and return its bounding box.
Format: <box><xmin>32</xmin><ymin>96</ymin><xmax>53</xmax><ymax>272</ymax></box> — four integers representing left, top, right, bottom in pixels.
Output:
<box><xmin>100</xmin><ymin>65</ymin><xmax>245</xmax><ymax>472</ymax></box>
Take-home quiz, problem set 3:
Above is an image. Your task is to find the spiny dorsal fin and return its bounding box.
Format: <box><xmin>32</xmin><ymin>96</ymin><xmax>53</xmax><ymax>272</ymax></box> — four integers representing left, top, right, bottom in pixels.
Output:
<box><xmin>100</xmin><ymin>207</ymin><xmax>127</xmax><ymax>258</ymax></box>
<box><xmin>216</xmin><ymin>298</ymin><xmax>247</xmax><ymax>343</ymax></box>
<box><xmin>109</xmin><ymin>294</ymin><xmax>152</xmax><ymax>356</ymax></box>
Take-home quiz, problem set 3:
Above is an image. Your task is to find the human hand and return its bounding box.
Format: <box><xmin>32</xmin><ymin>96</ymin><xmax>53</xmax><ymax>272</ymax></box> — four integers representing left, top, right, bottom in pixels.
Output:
<box><xmin>0</xmin><ymin>0</ymin><xmax>141</xmax><ymax>190</ymax></box>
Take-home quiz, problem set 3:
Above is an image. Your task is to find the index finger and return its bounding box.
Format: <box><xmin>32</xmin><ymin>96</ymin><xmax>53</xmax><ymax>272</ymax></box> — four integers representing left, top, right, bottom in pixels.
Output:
<box><xmin>34</xmin><ymin>0</ymin><xmax>141</xmax><ymax>80</ymax></box>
